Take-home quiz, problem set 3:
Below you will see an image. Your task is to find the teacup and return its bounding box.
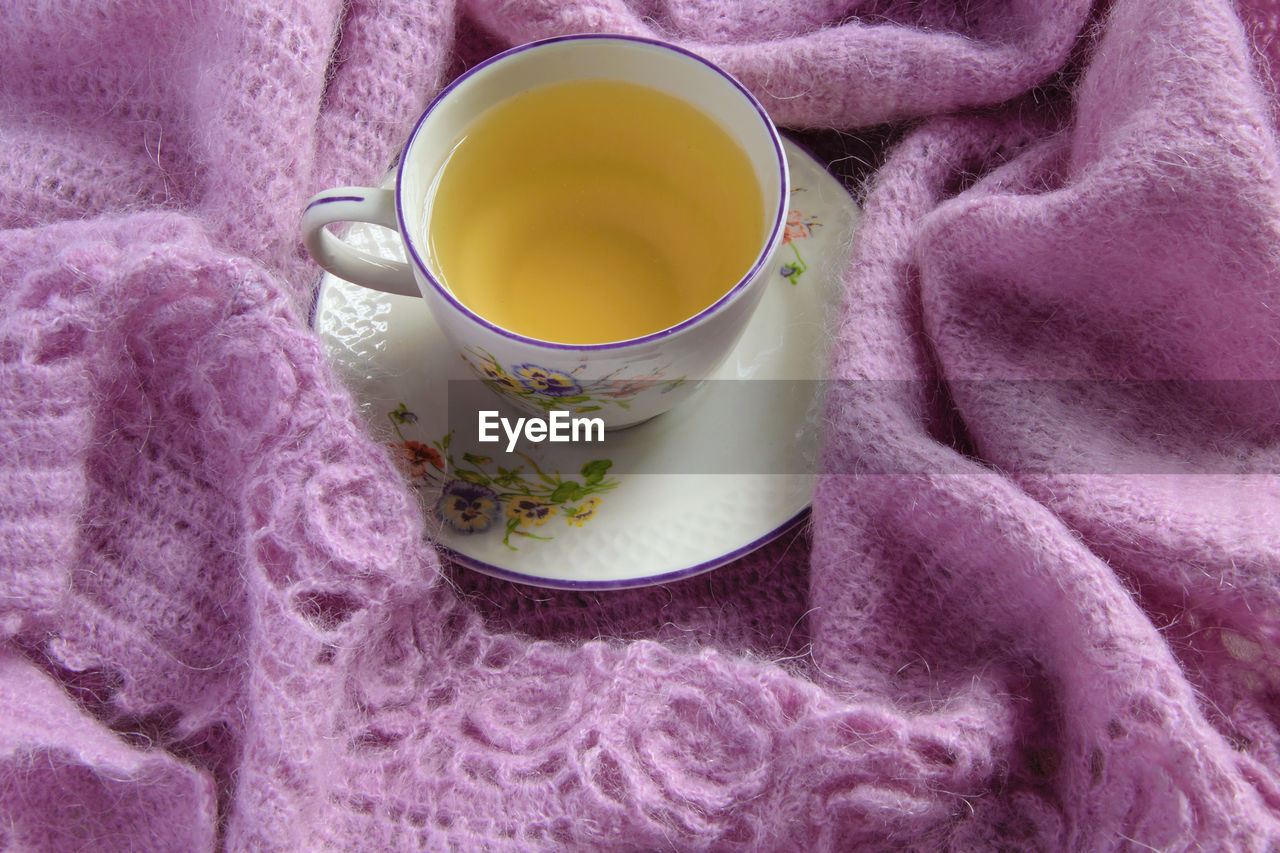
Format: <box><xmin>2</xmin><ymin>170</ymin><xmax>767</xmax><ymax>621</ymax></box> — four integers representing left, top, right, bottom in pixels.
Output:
<box><xmin>302</xmin><ymin>34</ymin><xmax>788</xmax><ymax>429</ymax></box>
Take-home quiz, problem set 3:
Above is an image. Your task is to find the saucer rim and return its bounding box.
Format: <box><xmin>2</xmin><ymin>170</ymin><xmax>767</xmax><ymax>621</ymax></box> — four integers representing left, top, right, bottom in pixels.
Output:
<box><xmin>444</xmin><ymin>507</ymin><xmax>811</xmax><ymax>591</ymax></box>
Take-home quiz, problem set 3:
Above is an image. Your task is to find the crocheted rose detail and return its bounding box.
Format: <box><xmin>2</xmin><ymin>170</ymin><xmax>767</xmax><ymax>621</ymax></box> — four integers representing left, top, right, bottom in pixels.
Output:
<box><xmin>462</xmin><ymin>670</ymin><xmax>588</xmax><ymax>753</ymax></box>
<box><xmin>624</xmin><ymin>690</ymin><xmax>776</xmax><ymax>815</ymax></box>
<box><xmin>304</xmin><ymin>465</ymin><xmax>416</xmax><ymax>569</ymax></box>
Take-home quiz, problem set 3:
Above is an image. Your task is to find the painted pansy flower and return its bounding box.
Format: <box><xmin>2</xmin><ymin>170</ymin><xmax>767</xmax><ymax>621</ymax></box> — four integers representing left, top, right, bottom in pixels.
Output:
<box><xmin>514</xmin><ymin>364</ymin><xmax>581</xmax><ymax>396</ymax></box>
<box><xmin>506</xmin><ymin>497</ymin><xmax>553</xmax><ymax>528</ymax></box>
<box><xmin>436</xmin><ymin>480</ymin><xmax>500</xmax><ymax>533</ymax></box>
<box><xmin>565</xmin><ymin>497</ymin><xmax>601</xmax><ymax>527</ymax></box>
<box><xmin>394</xmin><ymin>440</ymin><xmax>443</xmax><ymax>477</ymax></box>
<box><xmin>478</xmin><ymin>363</ymin><xmax>523</xmax><ymax>393</ymax></box>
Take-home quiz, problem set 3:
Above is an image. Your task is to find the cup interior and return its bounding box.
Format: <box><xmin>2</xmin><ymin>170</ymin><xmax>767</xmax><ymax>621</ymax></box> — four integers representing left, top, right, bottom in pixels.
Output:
<box><xmin>396</xmin><ymin>35</ymin><xmax>787</xmax><ymax>346</ymax></box>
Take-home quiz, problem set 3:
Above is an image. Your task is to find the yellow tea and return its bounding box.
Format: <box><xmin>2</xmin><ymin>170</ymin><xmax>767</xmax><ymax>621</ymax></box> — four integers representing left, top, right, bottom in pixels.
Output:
<box><xmin>425</xmin><ymin>79</ymin><xmax>765</xmax><ymax>344</ymax></box>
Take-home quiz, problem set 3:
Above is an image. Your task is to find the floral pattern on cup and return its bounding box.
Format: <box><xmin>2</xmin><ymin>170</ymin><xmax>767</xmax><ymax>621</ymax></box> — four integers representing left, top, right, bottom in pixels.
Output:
<box><xmin>461</xmin><ymin>346</ymin><xmax>686</xmax><ymax>415</ymax></box>
<box><xmin>779</xmin><ymin>189</ymin><xmax>822</xmax><ymax>285</ymax></box>
<box><xmin>387</xmin><ymin>403</ymin><xmax>618</xmax><ymax>549</ymax></box>
<box><xmin>512</xmin><ymin>364</ymin><xmax>582</xmax><ymax>397</ymax></box>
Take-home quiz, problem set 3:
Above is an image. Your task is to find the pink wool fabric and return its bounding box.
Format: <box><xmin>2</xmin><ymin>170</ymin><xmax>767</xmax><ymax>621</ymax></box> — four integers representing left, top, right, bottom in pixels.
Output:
<box><xmin>3</xmin><ymin>0</ymin><xmax>1280</xmax><ymax>849</ymax></box>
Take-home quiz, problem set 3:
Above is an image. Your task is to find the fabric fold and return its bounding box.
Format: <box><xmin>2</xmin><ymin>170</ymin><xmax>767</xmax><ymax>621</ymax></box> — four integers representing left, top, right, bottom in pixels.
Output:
<box><xmin>2</xmin><ymin>0</ymin><xmax>1279</xmax><ymax>849</ymax></box>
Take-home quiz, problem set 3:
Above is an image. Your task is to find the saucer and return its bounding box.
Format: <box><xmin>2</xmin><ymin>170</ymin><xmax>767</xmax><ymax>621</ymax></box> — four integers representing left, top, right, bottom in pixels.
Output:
<box><xmin>312</xmin><ymin>138</ymin><xmax>860</xmax><ymax>589</ymax></box>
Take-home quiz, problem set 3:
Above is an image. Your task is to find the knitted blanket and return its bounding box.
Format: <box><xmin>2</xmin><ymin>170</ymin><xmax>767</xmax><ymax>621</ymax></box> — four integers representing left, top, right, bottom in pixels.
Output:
<box><xmin>3</xmin><ymin>0</ymin><xmax>1280</xmax><ymax>849</ymax></box>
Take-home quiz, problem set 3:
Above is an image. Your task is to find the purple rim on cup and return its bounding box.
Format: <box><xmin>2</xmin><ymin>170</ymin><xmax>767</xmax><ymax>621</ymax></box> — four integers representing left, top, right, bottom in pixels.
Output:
<box><xmin>391</xmin><ymin>33</ymin><xmax>788</xmax><ymax>351</ymax></box>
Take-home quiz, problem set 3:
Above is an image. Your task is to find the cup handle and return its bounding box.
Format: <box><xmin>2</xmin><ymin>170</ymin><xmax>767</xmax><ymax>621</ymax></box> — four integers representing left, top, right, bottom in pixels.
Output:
<box><xmin>301</xmin><ymin>187</ymin><xmax>420</xmax><ymax>297</ymax></box>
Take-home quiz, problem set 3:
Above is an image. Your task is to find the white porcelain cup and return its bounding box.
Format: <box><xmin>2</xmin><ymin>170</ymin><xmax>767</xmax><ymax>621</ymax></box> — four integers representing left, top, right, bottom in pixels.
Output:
<box><xmin>302</xmin><ymin>34</ymin><xmax>788</xmax><ymax>428</ymax></box>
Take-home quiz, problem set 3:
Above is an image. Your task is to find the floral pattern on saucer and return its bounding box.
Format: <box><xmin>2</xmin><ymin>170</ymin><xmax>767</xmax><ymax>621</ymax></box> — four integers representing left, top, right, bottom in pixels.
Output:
<box><xmin>461</xmin><ymin>346</ymin><xmax>686</xmax><ymax>415</ymax></box>
<box><xmin>780</xmin><ymin>187</ymin><xmax>822</xmax><ymax>285</ymax></box>
<box><xmin>387</xmin><ymin>403</ymin><xmax>618</xmax><ymax>550</ymax></box>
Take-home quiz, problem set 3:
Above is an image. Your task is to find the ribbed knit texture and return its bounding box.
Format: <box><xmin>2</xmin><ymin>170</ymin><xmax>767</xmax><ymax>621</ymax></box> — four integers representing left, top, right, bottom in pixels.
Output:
<box><xmin>2</xmin><ymin>0</ymin><xmax>1279</xmax><ymax>850</ymax></box>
